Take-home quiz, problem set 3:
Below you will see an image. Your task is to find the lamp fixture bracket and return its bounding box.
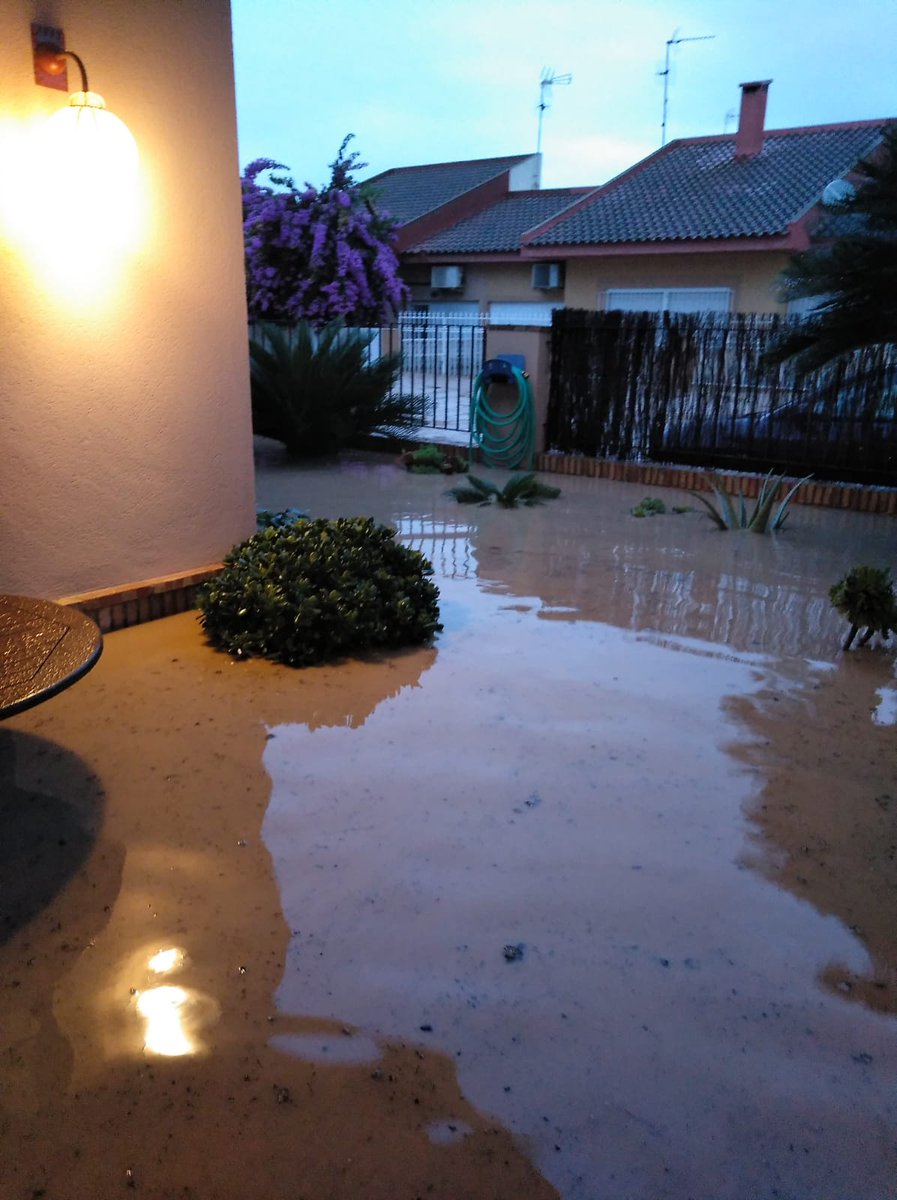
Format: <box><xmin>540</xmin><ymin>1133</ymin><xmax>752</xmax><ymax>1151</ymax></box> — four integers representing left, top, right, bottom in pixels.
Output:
<box><xmin>31</xmin><ymin>23</ymin><xmax>89</xmax><ymax>93</ymax></box>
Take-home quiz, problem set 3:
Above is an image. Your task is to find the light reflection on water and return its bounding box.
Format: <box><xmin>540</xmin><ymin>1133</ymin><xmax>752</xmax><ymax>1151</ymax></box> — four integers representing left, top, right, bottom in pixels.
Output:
<box><xmin>261</xmin><ymin>580</ymin><xmax>895</xmax><ymax>1200</ymax></box>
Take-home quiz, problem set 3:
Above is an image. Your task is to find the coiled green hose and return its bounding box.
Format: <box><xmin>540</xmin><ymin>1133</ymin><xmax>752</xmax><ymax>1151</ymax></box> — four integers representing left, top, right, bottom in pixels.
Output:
<box><xmin>469</xmin><ymin>365</ymin><xmax>535</xmax><ymax>470</ymax></box>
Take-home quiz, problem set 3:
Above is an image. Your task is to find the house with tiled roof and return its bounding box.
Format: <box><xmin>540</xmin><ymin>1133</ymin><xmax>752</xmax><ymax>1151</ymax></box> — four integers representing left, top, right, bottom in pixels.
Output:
<box><xmin>364</xmin><ymin>153</ymin><xmax>541</xmax><ymax>252</ymax></box>
<box><xmin>402</xmin><ymin>187</ymin><xmax>589</xmax><ymax>323</ymax></box>
<box><xmin>394</xmin><ymin>82</ymin><xmax>894</xmax><ymax>323</ymax></box>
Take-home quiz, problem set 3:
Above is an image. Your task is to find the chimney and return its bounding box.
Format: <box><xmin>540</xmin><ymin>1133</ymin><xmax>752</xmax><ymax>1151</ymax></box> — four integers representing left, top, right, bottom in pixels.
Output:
<box><xmin>734</xmin><ymin>80</ymin><xmax>771</xmax><ymax>158</ymax></box>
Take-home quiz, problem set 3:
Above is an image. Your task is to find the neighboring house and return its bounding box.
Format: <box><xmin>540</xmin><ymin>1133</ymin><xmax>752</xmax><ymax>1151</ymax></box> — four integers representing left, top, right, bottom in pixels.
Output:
<box><xmin>365</xmin><ymin>153</ymin><xmax>541</xmax><ymax>253</ymax></box>
<box><xmin>387</xmin><ymin>82</ymin><xmax>894</xmax><ymax>321</ymax></box>
<box><xmin>364</xmin><ymin>152</ymin><xmax>570</xmax><ymax>323</ymax></box>
<box><xmin>402</xmin><ymin>187</ymin><xmax>589</xmax><ymax>325</ymax></box>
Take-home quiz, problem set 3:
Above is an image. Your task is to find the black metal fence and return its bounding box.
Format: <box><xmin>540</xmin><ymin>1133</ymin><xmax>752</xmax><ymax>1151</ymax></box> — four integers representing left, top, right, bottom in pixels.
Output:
<box><xmin>250</xmin><ymin>316</ymin><xmax>483</xmax><ymax>437</ymax></box>
<box><xmin>547</xmin><ymin>309</ymin><xmax>897</xmax><ymax>485</ymax></box>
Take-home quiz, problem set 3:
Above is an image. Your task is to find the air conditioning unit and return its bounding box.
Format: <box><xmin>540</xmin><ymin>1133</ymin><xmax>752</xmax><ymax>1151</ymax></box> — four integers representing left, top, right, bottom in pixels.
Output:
<box><xmin>531</xmin><ymin>262</ymin><xmax>564</xmax><ymax>290</ymax></box>
<box><xmin>431</xmin><ymin>264</ymin><xmax>464</xmax><ymax>290</ymax></box>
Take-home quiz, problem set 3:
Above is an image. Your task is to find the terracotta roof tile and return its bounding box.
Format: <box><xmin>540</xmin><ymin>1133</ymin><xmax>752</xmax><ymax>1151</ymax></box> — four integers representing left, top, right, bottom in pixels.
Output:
<box><xmin>405</xmin><ymin>189</ymin><xmax>585</xmax><ymax>253</ymax></box>
<box><xmin>528</xmin><ymin>125</ymin><xmax>891</xmax><ymax>246</ymax></box>
<box><xmin>364</xmin><ymin>155</ymin><xmax>534</xmax><ymax>226</ymax></box>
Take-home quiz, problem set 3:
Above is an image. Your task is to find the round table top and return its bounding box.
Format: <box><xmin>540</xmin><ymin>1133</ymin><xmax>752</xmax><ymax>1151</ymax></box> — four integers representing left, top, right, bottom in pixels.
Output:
<box><xmin>0</xmin><ymin>594</ymin><xmax>103</xmax><ymax>719</ymax></box>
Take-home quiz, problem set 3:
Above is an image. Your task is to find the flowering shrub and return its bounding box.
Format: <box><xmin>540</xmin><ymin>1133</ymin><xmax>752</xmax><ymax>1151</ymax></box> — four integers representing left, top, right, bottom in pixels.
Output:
<box><xmin>242</xmin><ymin>137</ymin><xmax>409</xmax><ymax>326</ymax></box>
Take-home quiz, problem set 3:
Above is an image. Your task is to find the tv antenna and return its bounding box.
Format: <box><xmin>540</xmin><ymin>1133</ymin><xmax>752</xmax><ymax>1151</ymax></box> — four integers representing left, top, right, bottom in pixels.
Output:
<box><xmin>658</xmin><ymin>30</ymin><xmax>715</xmax><ymax>146</ymax></box>
<box><xmin>536</xmin><ymin>67</ymin><xmax>572</xmax><ymax>158</ymax></box>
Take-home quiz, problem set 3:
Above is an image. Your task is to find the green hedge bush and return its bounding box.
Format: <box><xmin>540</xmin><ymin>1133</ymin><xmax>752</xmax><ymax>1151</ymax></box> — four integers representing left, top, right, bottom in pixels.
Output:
<box><xmin>198</xmin><ymin>517</ymin><xmax>442</xmax><ymax>666</ymax></box>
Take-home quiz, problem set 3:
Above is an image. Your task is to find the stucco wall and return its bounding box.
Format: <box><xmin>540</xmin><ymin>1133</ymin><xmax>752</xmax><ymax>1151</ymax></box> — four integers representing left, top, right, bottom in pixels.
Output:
<box><xmin>406</xmin><ymin>251</ymin><xmax>790</xmax><ymax>317</ymax></box>
<box><xmin>409</xmin><ymin>262</ymin><xmax>563</xmax><ymax>312</ymax></box>
<box><xmin>563</xmin><ymin>251</ymin><xmax>791</xmax><ymax>315</ymax></box>
<box><xmin>0</xmin><ymin>0</ymin><xmax>255</xmax><ymax>598</ymax></box>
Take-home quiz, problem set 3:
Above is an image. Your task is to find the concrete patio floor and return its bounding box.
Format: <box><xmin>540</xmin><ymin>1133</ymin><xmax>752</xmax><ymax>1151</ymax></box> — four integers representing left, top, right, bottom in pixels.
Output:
<box><xmin>2</xmin><ymin>447</ymin><xmax>896</xmax><ymax>1199</ymax></box>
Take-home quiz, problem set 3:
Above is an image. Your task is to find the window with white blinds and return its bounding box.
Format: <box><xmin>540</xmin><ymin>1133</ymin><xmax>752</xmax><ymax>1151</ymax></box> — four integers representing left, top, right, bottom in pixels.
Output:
<box><xmin>605</xmin><ymin>287</ymin><xmax>732</xmax><ymax>314</ymax></box>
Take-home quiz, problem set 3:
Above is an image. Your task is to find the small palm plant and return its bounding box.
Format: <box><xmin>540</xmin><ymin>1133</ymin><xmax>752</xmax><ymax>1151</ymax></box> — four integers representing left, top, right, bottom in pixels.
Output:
<box><xmin>249</xmin><ymin>321</ymin><xmax>419</xmax><ymax>456</ymax></box>
<box><xmin>829</xmin><ymin>565</ymin><xmax>897</xmax><ymax>650</ymax></box>
<box><xmin>449</xmin><ymin>473</ymin><xmax>561</xmax><ymax>508</ymax></box>
<box><xmin>689</xmin><ymin>470</ymin><xmax>811</xmax><ymax>533</ymax></box>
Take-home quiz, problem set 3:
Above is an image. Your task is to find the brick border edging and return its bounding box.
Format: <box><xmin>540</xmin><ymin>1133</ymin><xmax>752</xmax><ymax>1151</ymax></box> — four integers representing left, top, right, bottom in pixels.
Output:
<box><xmin>58</xmin><ymin>565</ymin><xmax>222</xmax><ymax>633</ymax></box>
<box><xmin>534</xmin><ymin>454</ymin><xmax>897</xmax><ymax>515</ymax></box>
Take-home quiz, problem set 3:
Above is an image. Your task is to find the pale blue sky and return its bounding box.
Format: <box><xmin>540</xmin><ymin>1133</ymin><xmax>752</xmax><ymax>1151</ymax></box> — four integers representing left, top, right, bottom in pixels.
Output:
<box><xmin>231</xmin><ymin>0</ymin><xmax>897</xmax><ymax>189</ymax></box>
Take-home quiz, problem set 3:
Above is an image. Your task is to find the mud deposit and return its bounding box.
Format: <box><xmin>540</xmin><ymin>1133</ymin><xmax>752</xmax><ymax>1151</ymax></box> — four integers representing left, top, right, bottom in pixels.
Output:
<box><xmin>1</xmin><ymin>447</ymin><xmax>894</xmax><ymax>1199</ymax></box>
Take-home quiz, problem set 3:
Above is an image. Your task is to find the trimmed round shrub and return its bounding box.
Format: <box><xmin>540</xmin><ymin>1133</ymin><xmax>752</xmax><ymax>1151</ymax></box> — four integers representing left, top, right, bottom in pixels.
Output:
<box><xmin>197</xmin><ymin>517</ymin><xmax>442</xmax><ymax>667</ymax></box>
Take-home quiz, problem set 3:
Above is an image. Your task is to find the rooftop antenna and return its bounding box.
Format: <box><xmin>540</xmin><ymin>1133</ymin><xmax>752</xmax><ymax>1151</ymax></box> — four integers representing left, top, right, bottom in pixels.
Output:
<box><xmin>658</xmin><ymin>30</ymin><xmax>715</xmax><ymax>146</ymax></box>
<box><xmin>723</xmin><ymin>107</ymin><xmax>737</xmax><ymax>134</ymax></box>
<box><xmin>536</xmin><ymin>67</ymin><xmax>572</xmax><ymax>160</ymax></box>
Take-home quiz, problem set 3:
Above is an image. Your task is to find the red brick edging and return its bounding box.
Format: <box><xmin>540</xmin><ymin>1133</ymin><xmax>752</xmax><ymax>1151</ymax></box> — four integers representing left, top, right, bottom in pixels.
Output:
<box><xmin>534</xmin><ymin>453</ymin><xmax>897</xmax><ymax>515</ymax></box>
<box><xmin>59</xmin><ymin>565</ymin><xmax>222</xmax><ymax>633</ymax></box>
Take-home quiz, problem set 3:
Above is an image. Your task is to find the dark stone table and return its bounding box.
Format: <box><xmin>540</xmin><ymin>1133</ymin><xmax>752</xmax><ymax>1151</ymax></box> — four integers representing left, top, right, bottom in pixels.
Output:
<box><xmin>0</xmin><ymin>595</ymin><xmax>102</xmax><ymax>719</ymax></box>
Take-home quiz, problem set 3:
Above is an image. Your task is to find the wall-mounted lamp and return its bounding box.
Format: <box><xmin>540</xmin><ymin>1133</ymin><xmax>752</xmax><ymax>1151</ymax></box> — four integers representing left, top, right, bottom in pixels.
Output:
<box><xmin>31</xmin><ymin>23</ymin><xmax>138</xmax><ymax>183</ymax></box>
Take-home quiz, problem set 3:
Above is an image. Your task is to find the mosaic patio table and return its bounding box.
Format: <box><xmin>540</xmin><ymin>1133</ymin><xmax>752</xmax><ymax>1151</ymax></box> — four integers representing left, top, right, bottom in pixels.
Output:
<box><xmin>0</xmin><ymin>594</ymin><xmax>102</xmax><ymax>719</ymax></box>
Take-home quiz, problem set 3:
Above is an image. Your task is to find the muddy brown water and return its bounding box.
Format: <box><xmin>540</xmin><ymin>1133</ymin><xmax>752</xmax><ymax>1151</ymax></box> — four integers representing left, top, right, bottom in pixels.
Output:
<box><xmin>1</xmin><ymin>445</ymin><xmax>895</xmax><ymax>1199</ymax></box>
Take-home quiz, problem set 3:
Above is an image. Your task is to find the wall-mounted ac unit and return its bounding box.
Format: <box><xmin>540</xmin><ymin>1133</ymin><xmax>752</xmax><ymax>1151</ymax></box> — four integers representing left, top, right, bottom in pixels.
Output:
<box><xmin>531</xmin><ymin>262</ymin><xmax>564</xmax><ymax>290</ymax></box>
<box><xmin>431</xmin><ymin>264</ymin><xmax>464</xmax><ymax>290</ymax></box>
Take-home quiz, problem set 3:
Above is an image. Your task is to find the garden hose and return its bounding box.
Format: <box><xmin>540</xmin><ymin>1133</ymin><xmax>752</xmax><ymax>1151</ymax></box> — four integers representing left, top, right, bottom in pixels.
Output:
<box><xmin>469</xmin><ymin>363</ymin><xmax>535</xmax><ymax>470</ymax></box>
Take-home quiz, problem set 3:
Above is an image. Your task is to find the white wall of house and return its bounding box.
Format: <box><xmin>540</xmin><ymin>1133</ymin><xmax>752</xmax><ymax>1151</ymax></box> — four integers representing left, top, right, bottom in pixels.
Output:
<box><xmin>0</xmin><ymin>0</ymin><xmax>255</xmax><ymax>598</ymax></box>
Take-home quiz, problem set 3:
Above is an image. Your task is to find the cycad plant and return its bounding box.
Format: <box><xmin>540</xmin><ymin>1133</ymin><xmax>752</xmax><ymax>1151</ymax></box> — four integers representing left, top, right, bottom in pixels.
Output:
<box><xmin>449</xmin><ymin>473</ymin><xmax>561</xmax><ymax>508</ymax></box>
<box><xmin>829</xmin><ymin>565</ymin><xmax>897</xmax><ymax>649</ymax></box>
<box><xmin>249</xmin><ymin>321</ymin><xmax>419</xmax><ymax>455</ymax></box>
<box><xmin>689</xmin><ymin>470</ymin><xmax>811</xmax><ymax>533</ymax></box>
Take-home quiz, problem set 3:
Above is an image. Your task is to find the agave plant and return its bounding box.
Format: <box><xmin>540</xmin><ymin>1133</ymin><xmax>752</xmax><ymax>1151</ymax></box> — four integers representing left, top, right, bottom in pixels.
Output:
<box><xmin>249</xmin><ymin>321</ymin><xmax>420</xmax><ymax>456</ymax></box>
<box><xmin>689</xmin><ymin>470</ymin><xmax>811</xmax><ymax>533</ymax></box>
<box><xmin>449</xmin><ymin>473</ymin><xmax>561</xmax><ymax>508</ymax></box>
<box><xmin>829</xmin><ymin>565</ymin><xmax>897</xmax><ymax>650</ymax></box>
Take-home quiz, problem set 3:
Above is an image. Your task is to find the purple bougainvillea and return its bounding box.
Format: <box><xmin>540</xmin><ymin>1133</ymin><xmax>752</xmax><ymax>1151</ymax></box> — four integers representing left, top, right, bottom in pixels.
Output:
<box><xmin>242</xmin><ymin>136</ymin><xmax>409</xmax><ymax>326</ymax></box>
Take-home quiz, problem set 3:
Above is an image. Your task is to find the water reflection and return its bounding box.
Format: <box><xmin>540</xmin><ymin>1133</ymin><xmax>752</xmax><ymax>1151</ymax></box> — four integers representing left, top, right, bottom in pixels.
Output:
<box><xmin>136</xmin><ymin>986</ymin><xmax>196</xmax><ymax>1057</ymax></box>
<box><xmin>148</xmin><ymin>946</ymin><xmax>185</xmax><ymax>974</ymax></box>
<box><xmin>263</xmin><ymin>583</ymin><xmax>897</xmax><ymax>1200</ymax></box>
<box><xmin>393</xmin><ymin>515</ymin><xmax>476</xmax><ymax>579</ymax></box>
<box><xmin>126</xmin><ymin>944</ymin><xmax>217</xmax><ymax>1058</ymax></box>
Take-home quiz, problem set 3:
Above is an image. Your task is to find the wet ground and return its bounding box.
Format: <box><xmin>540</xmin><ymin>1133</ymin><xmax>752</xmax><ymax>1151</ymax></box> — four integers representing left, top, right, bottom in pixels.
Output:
<box><xmin>2</xmin><ymin>445</ymin><xmax>895</xmax><ymax>1198</ymax></box>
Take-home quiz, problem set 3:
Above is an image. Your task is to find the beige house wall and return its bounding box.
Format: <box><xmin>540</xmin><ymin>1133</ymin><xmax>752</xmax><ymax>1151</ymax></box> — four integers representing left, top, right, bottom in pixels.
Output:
<box><xmin>406</xmin><ymin>250</ymin><xmax>790</xmax><ymax>317</ymax></box>
<box><xmin>0</xmin><ymin>0</ymin><xmax>255</xmax><ymax>599</ymax></box>
<box><xmin>563</xmin><ymin>251</ymin><xmax>791</xmax><ymax>314</ymax></box>
<box><xmin>409</xmin><ymin>262</ymin><xmax>564</xmax><ymax>312</ymax></box>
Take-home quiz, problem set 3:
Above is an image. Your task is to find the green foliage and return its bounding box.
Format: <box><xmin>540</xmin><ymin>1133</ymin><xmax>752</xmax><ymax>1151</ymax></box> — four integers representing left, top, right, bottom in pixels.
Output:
<box><xmin>671</xmin><ymin>505</ymin><xmax>692</xmax><ymax>514</ymax></box>
<box><xmin>689</xmin><ymin>470</ymin><xmax>811</xmax><ymax>533</ymax></box>
<box><xmin>398</xmin><ymin>444</ymin><xmax>469</xmax><ymax>475</ymax></box>
<box><xmin>249</xmin><ymin>321</ymin><xmax>420</xmax><ymax>456</ymax></box>
<box><xmin>256</xmin><ymin>507</ymin><xmax>308</xmax><ymax>529</ymax></box>
<box><xmin>449</xmin><ymin>473</ymin><xmax>561</xmax><ymax>508</ymax></box>
<box><xmin>829</xmin><ymin>565</ymin><xmax>897</xmax><ymax>650</ymax></box>
<box><xmin>631</xmin><ymin>497</ymin><xmax>666</xmax><ymax>518</ymax></box>
<box><xmin>197</xmin><ymin>517</ymin><xmax>442</xmax><ymax>667</ymax></box>
<box><xmin>768</xmin><ymin>124</ymin><xmax>897</xmax><ymax>374</ymax></box>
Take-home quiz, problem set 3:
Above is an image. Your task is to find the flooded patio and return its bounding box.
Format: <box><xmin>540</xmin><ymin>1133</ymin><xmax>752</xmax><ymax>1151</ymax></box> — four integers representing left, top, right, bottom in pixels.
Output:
<box><xmin>2</xmin><ymin>446</ymin><xmax>895</xmax><ymax>1199</ymax></box>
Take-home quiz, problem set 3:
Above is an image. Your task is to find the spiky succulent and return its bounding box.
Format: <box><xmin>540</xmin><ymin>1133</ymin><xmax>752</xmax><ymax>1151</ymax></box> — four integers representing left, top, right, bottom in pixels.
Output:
<box><xmin>689</xmin><ymin>470</ymin><xmax>811</xmax><ymax>533</ymax></box>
